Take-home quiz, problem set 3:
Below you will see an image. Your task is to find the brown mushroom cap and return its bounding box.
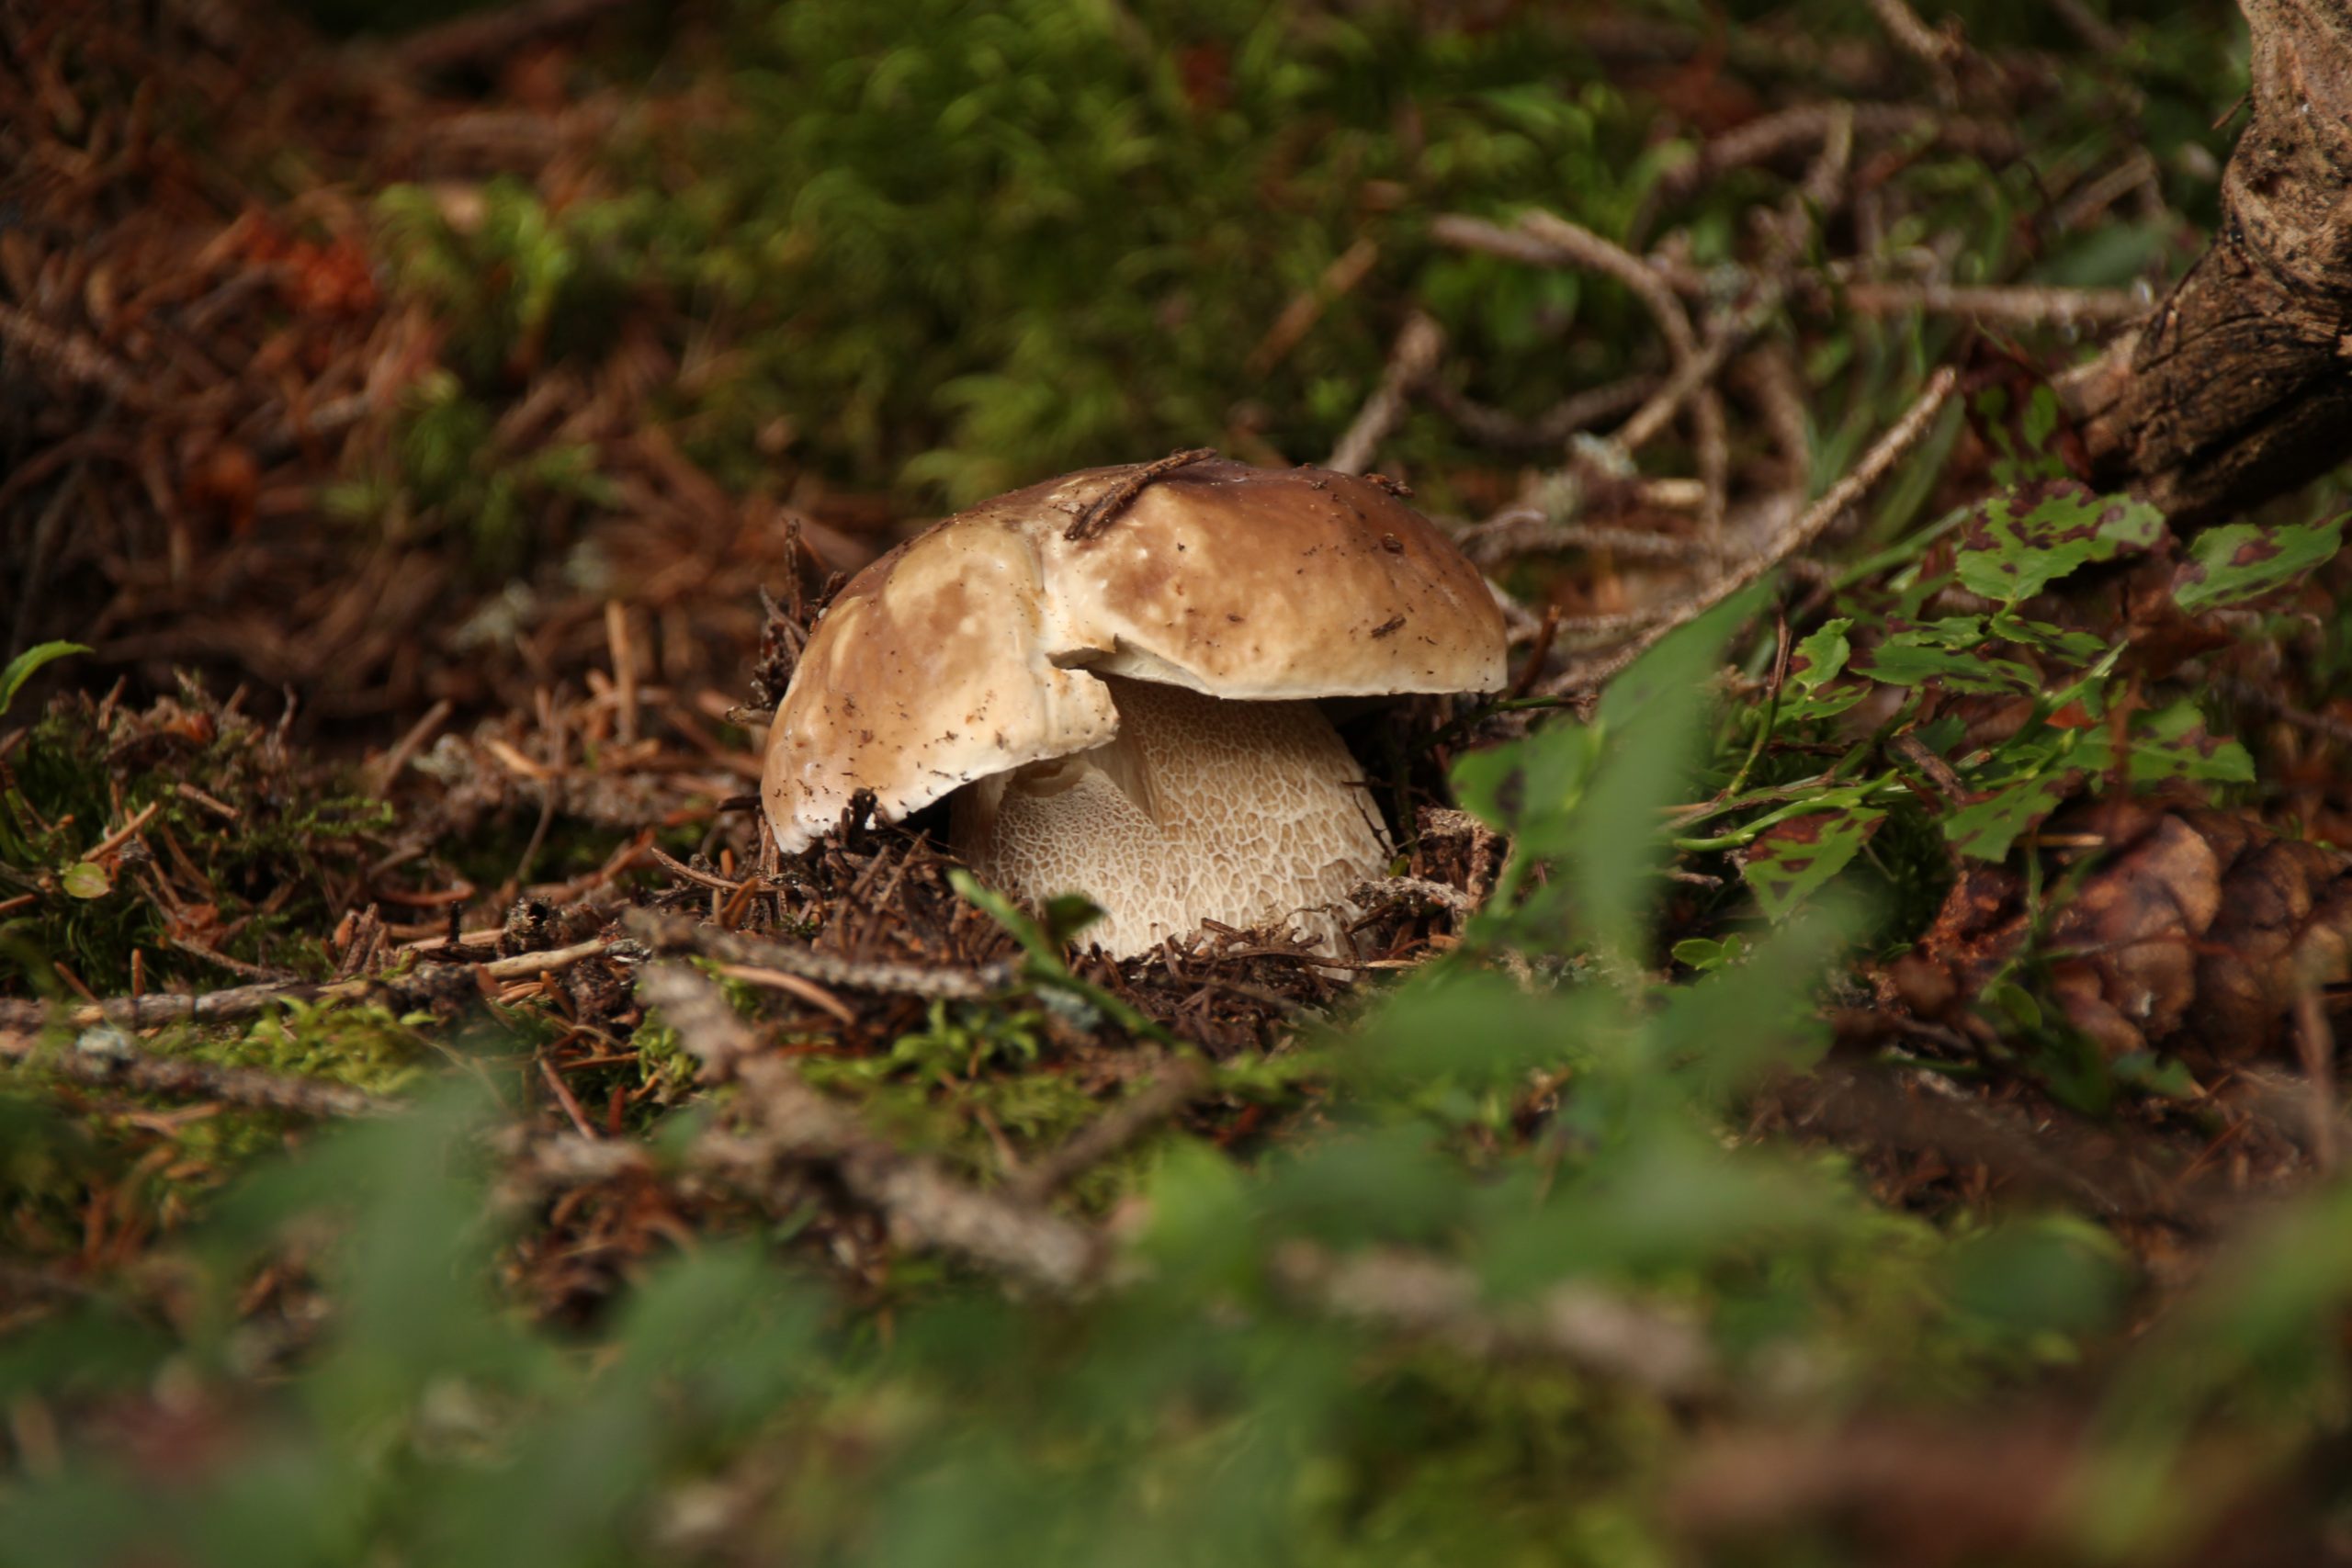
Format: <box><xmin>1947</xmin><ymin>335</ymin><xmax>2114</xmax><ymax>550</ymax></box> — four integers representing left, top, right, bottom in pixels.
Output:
<box><xmin>763</xmin><ymin>457</ymin><xmax>1506</xmax><ymax>855</ymax></box>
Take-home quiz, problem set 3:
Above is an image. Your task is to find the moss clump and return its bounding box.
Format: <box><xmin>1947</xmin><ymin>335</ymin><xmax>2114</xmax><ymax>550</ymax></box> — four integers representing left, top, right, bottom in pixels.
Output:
<box><xmin>0</xmin><ymin>688</ymin><xmax>395</xmax><ymax>997</ymax></box>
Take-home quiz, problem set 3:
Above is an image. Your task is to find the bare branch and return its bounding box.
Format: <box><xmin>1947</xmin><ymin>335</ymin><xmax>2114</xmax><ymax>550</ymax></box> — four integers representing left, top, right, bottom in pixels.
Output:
<box><xmin>1327</xmin><ymin>313</ymin><xmax>1446</xmax><ymax>475</ymax></box>
<box><xmin>0</xmin><ymin>1025</ymin><xmax>396</xmax><ymax>1118</ymax></box>
<box><xmin>622</xmin><ymin>907</ymin><xmax>1012</xmax><ymax>1000</ymax></box>
<box><xmin>638</xmin><ymin>963</ymin><xmax>1100</xmax><ymax>1292</ymax></box>
<box><xmin>1009</xmin><ymin>1060</ymin><xmax>1210</xmax><ymax>1202</ymax></box>
<box><xmin>1270</xmin><ymin>1242</ymin><xmax>1718</xmax><ymax>1403</ymax></box>
<box><xmin>1552</xmin><ymin>366</ymin><xmax>1959</xmax><ymax>690</ymax></box>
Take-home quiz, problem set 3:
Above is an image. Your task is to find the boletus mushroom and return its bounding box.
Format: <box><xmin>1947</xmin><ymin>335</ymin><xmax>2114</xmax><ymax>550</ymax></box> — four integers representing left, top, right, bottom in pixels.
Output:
<box><xmin>762</xmin><ymin>456</ymin><xmax>1506</xmax><ymax>957</ymax></box>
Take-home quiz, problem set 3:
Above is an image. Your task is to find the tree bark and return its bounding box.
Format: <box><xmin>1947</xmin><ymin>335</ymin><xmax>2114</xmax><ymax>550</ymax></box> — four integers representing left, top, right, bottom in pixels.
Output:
<box><xmin>2076</xmin><ymin>0</ymin><xmax>2352</xmax><ymax>527</ymax></box>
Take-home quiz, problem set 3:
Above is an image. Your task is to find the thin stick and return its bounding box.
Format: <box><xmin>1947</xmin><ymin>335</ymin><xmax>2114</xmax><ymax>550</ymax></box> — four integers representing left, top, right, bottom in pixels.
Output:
<box><xmin>1247</xmin><ymin>236</ymin><xmax>1381</xmax><ymax>377</ymax></box>
<box><xmin>710</xmin><ymin>962</ymin><xmax>857</xmax><ymax>1026</ymax></box>
<box><xmin>1552</xmin><ymin>366</ymin><xmax>1959</xmax><ymax>692</ymax></box>
<box><xmin>623</xmin><ymin>908</ymin><xmax>1011</xmax><ymax>1000</ymax></box>
<box><xmin>1866</xmin><ymin>0</ymin><xmax>1962</xmax><ymax>72</ymax></box>
<box><xmin>366</xmin><ymin>698</ymin><xmax>454</xmax><ymax>794</ymax></box>
<box><xmin>1836</xmin><ymin>281</ymin><xmax>2143</xmax><ymax>328</ymax></box>
<box><xmin>537</xmin><ymin>1055</ymin><xmax>599</xmax><ymax>1140</ymax></box>
<box><xmin>1426</xmin><ymin>374</ymin><xmax>1658</xmax><ymax>452</ymax></box>
<box><xmin>1064</xmin><ymin>449</ymin><xmax>1219</xmax><ymax>542</ymax></box>
<box><xmin>1434</xmin><ymin>211</ymin><xmax>1730</xmax><ymax>537</ymax></box>
<box><xmin>650</xmin><ymin>845</ymin><xmax>744</xmax><ymax>894</ymax></box>
<box><xmin>1507</xmin><ymin>213</ymin><xmax>1697</xmax><ymax>355</ymax></box>
<box><xmin>605</xmin><ymin>601</ymin><xmax>640</xmax><ymax>746</ymax></box>
<box><xmin>0</xmin><ymin>938</ymin><xmax>620</xmax><ymax>1034</ymax></box>
<box><xmin>1348</xmin><ymin>876</ymin><xmax>1477</xmax><ymax>917</ymax></box>
<box><xmin>482</xmin><ymin>937</ymin><xmax>623</xmax><ymax>980</ymax></box>
<box><xmin>639</xmin><ymin>963</ymin><xmax>1098</xmax><ymax>1292</ymax></box>
<box><xmin>0</xmin><ymin>1026</ymin><xmax>395</xmax><ymax>1117</ymax></box>
<box><xmin>84</xmin><ymin>801</ymin><xmax>161</xmax><ymax>862</ymax></box>
<box><xmin>1327</xmin><ymin>312</ymin><xmax>1445</xmax><ymax>475</ymax></box>
<box><xmin>1270</xmin><ymin>1242</ymin><xmax>1716</xmax><ymax>1402</ymax></box>
<box><xmin>390</xmin><ymin>0</ymin><xmax>635</xmax><ymax>72</ymax></box>
<box><xmin>1461</xmin><ymin>511</ymin><xmax>1714</xmax><ymax>568</ymax></box>
<box><xmin>1009</xmin><ymin>1060</ymin><xmax>1209</xmax><ymax>1202</ymax></box>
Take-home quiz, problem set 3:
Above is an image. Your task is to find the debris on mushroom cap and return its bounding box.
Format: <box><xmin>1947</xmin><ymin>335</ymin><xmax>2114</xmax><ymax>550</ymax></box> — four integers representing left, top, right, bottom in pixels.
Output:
<box><xmin>761</xmin><ymin>457</ymin><xmax>1507</xmax><ymax>857</ymax></box>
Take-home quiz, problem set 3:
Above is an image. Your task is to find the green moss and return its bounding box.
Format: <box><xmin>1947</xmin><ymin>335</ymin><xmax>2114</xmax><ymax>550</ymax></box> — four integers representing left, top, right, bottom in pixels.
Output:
<box><xmin>2</xmin><ymin>696</ymin><xmax>392</xmax><ymax>995</ymax></box>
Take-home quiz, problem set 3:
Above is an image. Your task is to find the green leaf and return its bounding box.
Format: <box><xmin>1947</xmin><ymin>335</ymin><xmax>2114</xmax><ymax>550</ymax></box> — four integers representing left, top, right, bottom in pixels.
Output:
<box><xmin>1952</xmin><ymin>480</ymin><xmax>2165</xmax><ymax>603</ymax></box>
<box><xmin>0</xmin><ymin>642</ymin><xmax>89</xmax><ymax>718</ymax></box>
<box><xmin>60</xmin><ymin>862</ymin><xmax>110</xmax><ymax>900</ymax></box>
<box><xmin>1738</xmin><ymin>807</ymin><xmax>1883</xmax><ymax>921</ymax></box>
<box><xmin>1984</xmin><ymin>977</ymin><xmax>2044</xmax><ymax>1032</ymax></box>
<box><xmin>1451</xmin><ymin>719</ymin><xmax>1597</xmax><ymax>861</ymax></box>
<box><xmin>1941</xmin><ymin>1214</ymin><xmax>2127</xmax><ymax>1338</ymax></box>
<box><xmin>2127</xmin><ymin>702</ymin><xmax>2254</xmax><ymax>785</ymax></box>
<box><xmin>1986</xmin><ymin>612</ymin><xmax>2111</xmax><ymax>663</ymax></box>
<box><xmin>1670</xmin><ymin>933</ymin><xmax>1747</xmax><ymax>972</ymax></box>
<box><xmin>1574</xmin><ymin>589</ymin><xmax>1765</xmax><ymax>956</ymax></box>
<box><xmin>1038</xmin><ymin>893</ymin><xmax>1106</xmax><ymax>944</ymax></box>
<box><xmin>2112</xmin><ymin>1051</ymin><xmax>2202</xmax><ymax>1101</ymax></box>
<box><xmin>1787</xmin><ymin>618</ymin><xmax>1851</xmax><ymax>694</ymax></box>
<box><xmin>947</xmin><ymin>868</ymin><xmax>1171</xmax><ymax>1043</ymax></box>
<box><xmin>1943</xmin><ymin>776</ymin><xmax>2071</xmax><ymax>862</ymax></box>
<box><xmin>1858</xmin><ymin>633</ymin><xmax>2038</xmax><ymax>694</ymax></box>
<box><xmin>2170</xmin><ymin>513</ymin><xmax>2347</xmax><ymax>613</ymax></box>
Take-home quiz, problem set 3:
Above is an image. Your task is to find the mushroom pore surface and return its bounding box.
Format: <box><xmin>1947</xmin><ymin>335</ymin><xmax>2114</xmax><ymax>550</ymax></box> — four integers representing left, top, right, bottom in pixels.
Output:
<box><xmin>947</xmin><ymin>675</ymin><xmax>1388</xmax><ymax>958</ymax></box>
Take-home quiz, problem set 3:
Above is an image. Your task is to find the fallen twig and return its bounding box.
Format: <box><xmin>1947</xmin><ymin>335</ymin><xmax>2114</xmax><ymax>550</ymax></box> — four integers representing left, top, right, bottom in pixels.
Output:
<box><xmin>1835</xmin><ymin>280</ymin><xmax>2143</xmax><ymax>327</ymax></box>
<box><xmin>0</xmin><ymin>1025</ymin><xmax>396</xmax><ymax>1117</ymax></box>
<box><xmin>0</xmin><ymin>938</ymin><xmax>623</xmax><ymax>1035</ymax></box>
<box><xmin>1460</xmin><ymin>510</ymin><xmax>1715</xmax><ymax>569</ymax></box>
<box><xmin>1660</xmin><ymin>104</ymin><xmax>2018</xmax><ymax>197</ymax></box>
<box><xmin>1552</xmin><ymin>365</ymin><xmax>1959</xmax><ymax>691</ymax></box>
<box><xmin>1348</xmin><ymin>875</ymin><xmax>1477</xmax><ymax>919</ymax></box>
<box><xmin>388</xmin><ymin>0</ymin><xmax>637</xmax><ymax>73</ymax></box>
<box><xmin>639</xmin><ymin>963</ymin><xmax>1100</xmax><ymax>1292</ymax></box>
<box><xmin>623</xmin><ymin>907</ymin><xmax>1012</xmax><ymax>1000</ymax></box>
<box><xmin>1327</xmin><ymin>312</ymin><xmax>1446</xmax><ymax>475</ymax></box>
<box><xmin>1270</xmin><ymin>1241</ymin><xmax>1719</xmax><ymax>1403</ymax></box>
<box><xmin>1065</xmin><ymin>448</ymin><xmax>1220</xmax><ymax>542</ymax></box>
<box><xmin>1425</xmin><ymin>375</ymin><xmax>1658</xmax><ymax>453</ymax></box>
<box><xmin>1009</xmin><ymin>1059</ymin><xmax>1210</xmax><ymax>1202</ymax></box>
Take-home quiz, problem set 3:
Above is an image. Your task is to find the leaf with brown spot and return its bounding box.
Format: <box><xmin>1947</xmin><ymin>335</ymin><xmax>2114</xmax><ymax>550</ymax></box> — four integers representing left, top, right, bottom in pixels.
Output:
<box><xmin>1953</xmin><ymin>480</ymin><xmax>2166</xmax><ymax>604</ymax></box>
<box><xmin>2169</xmin><ymin>512</ymin><xmax>2346</xmax><ymax>612</ymax></box>
<box><xmin>1739</xmin><ymin>808</ymin><xmax>1883</xmax><ymax>922</ymax></box>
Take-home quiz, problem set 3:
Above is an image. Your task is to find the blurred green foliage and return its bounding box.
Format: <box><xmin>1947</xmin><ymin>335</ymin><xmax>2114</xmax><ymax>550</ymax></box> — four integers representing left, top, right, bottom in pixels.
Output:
<box><xmin>360</xmin><ymin>0</ymin><xmax>2244</xmax><ymax>534</ymax></box>
<box><xmin>5</xmin><ymin>608</ymin><xmax>2345</xmax><ymax>1566</ymax></box>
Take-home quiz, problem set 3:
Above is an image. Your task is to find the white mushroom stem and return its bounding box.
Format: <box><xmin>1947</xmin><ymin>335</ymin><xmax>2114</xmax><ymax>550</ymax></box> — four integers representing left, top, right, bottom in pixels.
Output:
<box><xmin>948</xmin><ymin>676</ymin><xmax>1391</xmax><ymax>958</ymax></box>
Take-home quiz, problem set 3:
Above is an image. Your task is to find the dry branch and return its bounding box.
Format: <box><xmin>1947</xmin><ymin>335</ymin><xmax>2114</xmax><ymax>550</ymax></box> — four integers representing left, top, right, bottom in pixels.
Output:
<box><xmin>387</xmin><ymin>0</ymin><xmax>637</xmax><ymax>73</ymax></box>
<box><xmin>1551</xmin><ymin>365</ymin><xmax>1959</xmax><ymax>690</ymax></box>
<box><xmin>0</xmin><ymin>939</ymin><xmax>622</xmax><ymax>1035</ymax></box>
<box><xmin>621</xmin><ymin>908</ymin><xmax>1012</xmax><ymax>999</ymax></box>
<box><xmin>638</xmin><ymin>962</ymin><xmax>1101</xmax><ymax>1292</ymax></box>
<box><xmin>1270</xmin><ymin>1242</ymin><xmax>1719</xmax><ymax>1403</ymax></box>
<box><xmin>1835</xmin><ymin>280</ymin><xmax>2144</xmax><ymax>327</ymax></box>
<box><xmin>1327</xmin><ymin>312</ymin><xmax>1446</xmax><ymax>475</ymax></box>
<box><xmin>0</xmin><ymin>1025</ymin><xmax>396</xmax><ymax>1117</ymax></box>
<box><xmin>1008</xmin><ymin>1059</ymin><xmax>1209</xmax><ymax>1202</ymax></box>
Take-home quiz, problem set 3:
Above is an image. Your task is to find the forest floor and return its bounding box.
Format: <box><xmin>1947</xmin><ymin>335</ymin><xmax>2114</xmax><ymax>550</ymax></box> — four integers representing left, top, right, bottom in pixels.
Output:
<box><xmin>6</xmin><ymin>2</ymin><xmax>2352</xmax><ymax>1564</ymax></box>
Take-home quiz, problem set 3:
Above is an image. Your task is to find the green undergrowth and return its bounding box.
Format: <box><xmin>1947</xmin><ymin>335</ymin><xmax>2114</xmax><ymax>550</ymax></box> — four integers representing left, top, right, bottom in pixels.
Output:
<box><xmin>343</xmin><ymin>0</ymin><xmax>2244</xmax><ymax>579</ymax></box>
<box><xmin>6</xmin><ymin>600</ymin><xmax>2350</xmax><ymax>1565</ymax></box>
<box><xmin>0</xmin><ymin>677</ymin><xmax>393</xmax><ymax>997</ymax></box>
<box><xmin>0</xmin><ymin>999</ymin><xmax>443</xmax><ymax>1257</ymax></box>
